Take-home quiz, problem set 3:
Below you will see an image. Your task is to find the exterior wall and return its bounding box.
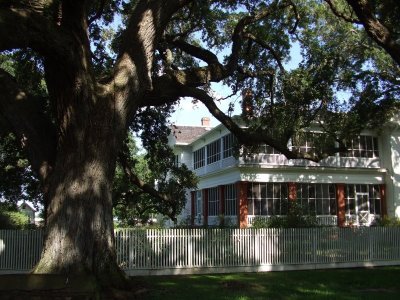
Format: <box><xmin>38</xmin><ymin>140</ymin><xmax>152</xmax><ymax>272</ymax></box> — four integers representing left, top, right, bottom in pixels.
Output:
<box><xmin>380</xmin><ymin>127</ymin><xmax>400</xmax><ymax>218</ymax></box>
<box><xmin>174</xmin><ymin>145</ymin><xmax>193</xmax><ymax>169</ymax></box>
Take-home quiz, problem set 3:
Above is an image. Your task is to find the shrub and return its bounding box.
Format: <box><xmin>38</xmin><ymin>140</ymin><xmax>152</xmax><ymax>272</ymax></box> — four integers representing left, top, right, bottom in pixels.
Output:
<box><xmin>374</xmin><ymin>216</ymin><xmax>400</xmax><ymax>227</ymax></box>
<box><xmin>0</xmin><ymin>210</ymin><xmax>35</xmax><ymax>229</ymax></box>
<box><xmin>251</xmin><ymin>201</ymin><xmax>318</xmax><ymax>228</ymax></box>
<box><xmin>251</xmin><ymin>216</ymin><xmax>271</xmax><ymax>228</ymax></box>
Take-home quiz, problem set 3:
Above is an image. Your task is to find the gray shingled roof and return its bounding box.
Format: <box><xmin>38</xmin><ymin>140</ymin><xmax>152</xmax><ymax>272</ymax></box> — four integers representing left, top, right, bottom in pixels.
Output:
<box><xmin>171</xmin><ymin>125</ymin><xmax>210</xmax><ymax>144</ymax></box>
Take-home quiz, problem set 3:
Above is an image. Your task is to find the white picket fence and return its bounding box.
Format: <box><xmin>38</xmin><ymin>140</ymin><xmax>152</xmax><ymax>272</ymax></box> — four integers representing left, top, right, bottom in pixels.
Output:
<box><xmin>0</xmin><ymin>230</ymin><xmax>43</xmax><ymax>272</ymax></box>
<box><xmin>1</xmin><ymin>228</ymin><xmax>400</xmax><ymax>275</ymax></box>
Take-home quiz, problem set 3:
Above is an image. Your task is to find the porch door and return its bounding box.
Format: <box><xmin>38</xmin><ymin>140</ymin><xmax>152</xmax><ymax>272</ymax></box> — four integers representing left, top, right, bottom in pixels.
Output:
<box><xmin>356</xmin><ymin>192</ymin><xmax>369</xmax><ymax>225</ymax></box>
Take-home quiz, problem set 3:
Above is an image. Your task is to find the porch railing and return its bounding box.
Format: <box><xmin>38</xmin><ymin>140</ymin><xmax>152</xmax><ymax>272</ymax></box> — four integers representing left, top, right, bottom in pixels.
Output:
<box><xmin>247</xmin><ymin>215</ymin><xmax>338</xmax><ymax>226</ymax></box>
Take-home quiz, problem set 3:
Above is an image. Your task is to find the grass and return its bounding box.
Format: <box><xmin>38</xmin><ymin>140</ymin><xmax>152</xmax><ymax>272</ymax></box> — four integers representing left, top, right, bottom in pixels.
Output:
<box><xmin>0</xmin><ymin>267</ymin><xmax>399</xmax><ymax>299</ymax></box>
<box><xmin>130</xmin><ymin>266</ymin><xmax>400</xmax><ymax>300</ymax></box>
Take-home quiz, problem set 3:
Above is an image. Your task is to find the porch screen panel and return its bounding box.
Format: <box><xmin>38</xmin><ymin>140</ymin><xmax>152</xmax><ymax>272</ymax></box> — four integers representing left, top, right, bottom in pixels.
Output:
<box><xmin>208</xmin><ymin>187</ymin><xmax>219</xmax><ymax>216</ymax></box>
<box><xmin>247</xmin><ymin>183</ymin><xmax>288</xmax><ymax>216</ymax></box>
<box><xmin>297</xmin><ymin>183</ymin><xmax>336</xmax><ymax>215</ymax></box>
<box><xmin>193</xmin><ymin>147</ymin><xmax>205</xmax><ymax>169</ymax></box>
<box><xmin>345</xmin><ymin>184</ymin><xmax>381</xmax><ymax>215</ymax></box>
<box><xmin>224</xmin><ymin>184</ymin><xmax>237</xmax><ymax>216</ymax></box>
<box><xmin>341</xmin><ymin>135</ymin><xmax>379</xmax><ymax>158</ymax></box>
<box><xmin>222</xmin><ymin>134</ymin><xmax>235</xmax><ymax>158</ymax></box>
<box><xmin>195</xmin><ymin>190</ymin><xmax>202</xmax><ymax>216</ymax></box>
<box><xmin>207</xmin><ymin>140</ymin><xmax>221</xmax><ymax>164</ymax></box>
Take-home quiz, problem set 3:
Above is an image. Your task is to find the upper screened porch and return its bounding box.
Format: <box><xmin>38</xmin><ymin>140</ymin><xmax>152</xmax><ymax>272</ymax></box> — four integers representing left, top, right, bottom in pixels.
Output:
<box><xmin>190</xmin><ymin>133</ymin><xmax>381</xmax><ymax>177</ymax></box>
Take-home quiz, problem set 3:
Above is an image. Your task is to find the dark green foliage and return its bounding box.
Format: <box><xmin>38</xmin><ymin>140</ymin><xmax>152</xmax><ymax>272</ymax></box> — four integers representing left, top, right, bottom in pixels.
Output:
<box><xmin>0</xmin><ymin>203</ymin><xmax>35</xmax><ymax>229</ymax></box>
<box><xmin>0</xmin><ymin>133</ymin><xmax>41</xmax><ymax>205</ymax></box>
<box><xmin>374</xmin><ymin>216</ymin><xmax>400</xmax><ymax>227</ymax></box>
<box><xmin>113</xmin><ymin>114</ymin><xmax>198</xmax><ymax>226</ymax></box>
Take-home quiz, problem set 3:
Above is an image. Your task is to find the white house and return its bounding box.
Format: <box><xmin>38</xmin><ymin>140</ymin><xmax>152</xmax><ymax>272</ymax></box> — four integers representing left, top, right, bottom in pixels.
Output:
<box><xmin>169</xmin><ymin>116</ymin><xmax>400</xmax><ymax>228</ymax></box>
<box><xmin>19</xmin><ymin>202</ymin><xmax>36</xmax><ymax>224</ymax></box>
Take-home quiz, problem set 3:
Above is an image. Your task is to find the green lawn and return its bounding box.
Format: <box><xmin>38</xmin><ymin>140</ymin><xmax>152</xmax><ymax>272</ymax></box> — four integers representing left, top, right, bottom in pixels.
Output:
<box><xmin>130</xmin><ymin>267</ymin><xmax>400</xmax><ymax>300</ymax></box>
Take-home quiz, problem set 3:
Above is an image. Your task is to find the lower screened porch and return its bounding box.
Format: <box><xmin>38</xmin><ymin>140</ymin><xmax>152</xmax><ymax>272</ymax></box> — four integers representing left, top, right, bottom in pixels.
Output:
<box><xmin>190</xmin><ymin>182</ymin><xmax>386</xmax><ymax>228</ymax></box>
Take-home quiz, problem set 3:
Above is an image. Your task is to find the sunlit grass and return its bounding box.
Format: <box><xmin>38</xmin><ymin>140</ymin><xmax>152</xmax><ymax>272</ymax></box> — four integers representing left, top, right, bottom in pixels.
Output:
<box><xmin>130</xmin><ymin>267</ymin><xmax>400</xmax><ymax>300</ymax></box>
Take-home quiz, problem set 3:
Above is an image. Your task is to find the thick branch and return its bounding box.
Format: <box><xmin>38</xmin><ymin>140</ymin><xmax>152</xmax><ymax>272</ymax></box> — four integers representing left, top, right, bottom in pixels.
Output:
<box><xmin>0</xmin><ymin>69</ymin><xmax>57</xmax><ymax>182</ymax></box>
<box><xmin>110</xmin><ymin>0</ymin><xmax>194</xmax><ymax>124</ymax></box>
<box><xmin>325</xmin><ymin>0</ymin><xmax>361</xmax><ymax>24</ymax></box>
<box><xmin>167</xmin><ymin>36</ymin><xmax>222</xmax><ymax>66</ymax></box>
<box><xmin>345</xmin><ymin>0</ymin><xmax>400</xmax><ymax>66</ymax></box>
<box><xmin>0</xmin><ymin>6</ymin><xmax>73</xmax><ymax>61</ymax></box>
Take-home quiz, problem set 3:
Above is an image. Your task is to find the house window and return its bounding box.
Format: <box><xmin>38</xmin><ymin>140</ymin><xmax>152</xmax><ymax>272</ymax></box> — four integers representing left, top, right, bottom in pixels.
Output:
<box><xmin>195</xmin><ymin>190</ymin><xmax>202</xmax><ymax>216</ymax></box>
<box><xmin>207</xmin><ymin>140</ymin><xmax>221</xmax><ymax>164</ymax></box>
<box><xmin>193</xmin><ymin>147</ymin><xmax>205</xmax><ymax>169</ymax></box>
<box><xmin>174</xmin><ymin>154</ymin><xmax>179</xmax><ymax>166</ymax></box>
<box><xmin>345</xmin><ymin>184</ymin><xmax>381</xmax><ymax>215</ymax></box>
<box><xmin>247</xmin><ymin>183</ymin><xmax>288</xmax><ymax>216</ymax></box>
<box><xmin>224</xmin><ymin>184</ymin><xmax>237</xmax><ymax>216</ymax></box>
<box><xmin>296</xmin><ymin>184</ymin><xmax>336</xmax><ymax>215</ymax></box>
<box><xmin>208</xmin><ymin>187</ymin><xmax>220</xmax><ymax>216</ymax></box>
<box><xmin>342</xmin><ymin>136</ymin><xmax>379</xmax><ymax>158</ymax></box>
<box><xmin>222</xmin><ymin>134</ymin><xmax>235</xmax><ymax>158</ymax></box>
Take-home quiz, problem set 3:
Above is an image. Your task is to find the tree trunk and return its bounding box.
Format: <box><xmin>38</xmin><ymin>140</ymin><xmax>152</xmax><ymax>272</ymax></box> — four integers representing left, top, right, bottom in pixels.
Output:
<box><xmin>32</xmin><ymin>47</ymin><xmax>129</xmax><ymax>286</ymax></box>
<box><xmin>33</xmin><ymin>112</ymin><xmax>127</xmax><ymax>286</ymax></box>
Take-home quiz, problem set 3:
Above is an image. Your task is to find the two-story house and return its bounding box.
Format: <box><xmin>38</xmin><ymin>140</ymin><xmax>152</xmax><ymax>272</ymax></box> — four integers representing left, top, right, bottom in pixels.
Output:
<box><xmin>169</xmin><ymin>116</ymin><xmax>400</xmax><ymax>228</ymax></box>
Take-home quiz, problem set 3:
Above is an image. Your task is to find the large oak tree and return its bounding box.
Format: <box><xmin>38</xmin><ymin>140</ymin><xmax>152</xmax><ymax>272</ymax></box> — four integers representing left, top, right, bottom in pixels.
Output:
<box><xmin>0</xmin><ymin>0</ymin><xmax>399</xmax><ymax>287</ymax></box>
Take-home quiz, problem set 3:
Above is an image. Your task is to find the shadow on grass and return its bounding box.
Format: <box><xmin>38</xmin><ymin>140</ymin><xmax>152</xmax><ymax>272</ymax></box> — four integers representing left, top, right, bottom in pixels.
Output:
<box><xmin>0</xmin><ymin>274</ymin><xmax>99</xmax><ymax>299</ymax></box>
<box><xmin>1</xmin><ymin>267</ymin><xmax>400</xmax><ymax>299</ymax></box>
<box><xmin>130</xmin><ymin>267</ymin><xmax>400</xmax><ymax>300</ymax></box>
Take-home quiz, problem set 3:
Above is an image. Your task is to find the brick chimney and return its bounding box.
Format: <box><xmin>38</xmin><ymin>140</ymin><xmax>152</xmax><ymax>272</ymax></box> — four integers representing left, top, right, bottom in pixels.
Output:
<box><xmin>201</xmin><ymin>117</ymin><xmax>210</xmax><ymax>127</ymax></box>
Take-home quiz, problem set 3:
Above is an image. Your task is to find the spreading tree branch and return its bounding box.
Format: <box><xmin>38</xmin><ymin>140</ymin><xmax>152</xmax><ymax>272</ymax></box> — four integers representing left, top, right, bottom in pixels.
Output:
<box><xmin>325</xmin><ymin>0</ymin><xmax>361</xmax><ymax>24</ymax></box>
<box><xmin>166</xmin><ymin>36</ymin><xmax>222</xmax><ymax>66</ymax></box>
<box><xmin>330</xmin><ymin>0</ymin><xmax>400</xmax><ymax>66</ymax></box>
<box><xmin>0</xmin><ymin>5</ymin><xmax>73</xmax><ymax>62</ymax></box>
<box><xmin>179</xmin><ymin>86</ymin><xmax>300</xmax><ymax>158</ymax></box>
